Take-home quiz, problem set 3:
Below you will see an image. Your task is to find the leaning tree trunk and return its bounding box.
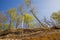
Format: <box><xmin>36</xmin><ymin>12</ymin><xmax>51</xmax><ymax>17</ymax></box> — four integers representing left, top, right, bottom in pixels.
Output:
<box><xmin>30</xmin><ymin>9</ymin><xmax>45</xmax><ymax>28</ymax></box>
<box><xmin>24</xmin><ymin>0</ymin><xmax>45</xmax><ymax>28</ymax></box>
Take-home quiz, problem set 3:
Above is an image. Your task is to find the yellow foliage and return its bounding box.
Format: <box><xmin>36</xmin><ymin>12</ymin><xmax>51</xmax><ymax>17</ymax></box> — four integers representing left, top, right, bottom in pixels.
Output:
<box><xmin>7</xmin><ymin>8</ymin><xmax>17</xmax><ymax>21</ymax></box>
<box><xmin>17</xmin><ymin>15</ymin><xmax>22</xmax><ymax>22</ymax></box>
<box><xmin>51</xmin><ymin>11</ymin><xmax>60</xmax><ymax>22</ymax></box>
<box><xmin>0</xmin><ymin>23</ymin><xmax>2</xmax><ymax>27</ymax></box>
<box><xmin>24</xmin><ymin>0</ymin><xmax>30</xmax><ymax>3</ymax></box>
<box><xmin>17</xmin><ymin>15</ymin><xmax>22</xmax><ymax>20</ymax></box>
<box><xmin>24</xmin><ymin>13</ymin><xmax>34</xmax><ymax>22</ymax></box>
<box><xmin>23</xmin><ymin>13</ymin><xmax>35</xmax><ymax>28</ymax></box>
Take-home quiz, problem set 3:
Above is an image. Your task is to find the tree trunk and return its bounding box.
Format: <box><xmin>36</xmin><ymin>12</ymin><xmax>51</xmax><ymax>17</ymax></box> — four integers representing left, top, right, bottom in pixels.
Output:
<box><xmin>8</xmin><ymin>19</ymin><xmax>12</xmax><ymax>30</ymax></box>
<box><xmin>30</xmin><ymin>9</ymin><xmax>45</xmax><ymax>28</ymax></box>
<box><xmin>16</xmin><ymin>18</ymin><xmax>19</xmax><ymax>29</ymax></box>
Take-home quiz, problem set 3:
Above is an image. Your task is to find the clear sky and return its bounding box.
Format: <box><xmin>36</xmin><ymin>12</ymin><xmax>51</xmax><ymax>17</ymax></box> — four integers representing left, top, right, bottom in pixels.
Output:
<box><xmin>0</xmin><ymin>0</ymin><xmax>60</xmax><ymax>21</ymax></box>
<box><xmin>32</xmin><ymin>0</ymin><xmax>60</xmax><ymax>20</ymax></box>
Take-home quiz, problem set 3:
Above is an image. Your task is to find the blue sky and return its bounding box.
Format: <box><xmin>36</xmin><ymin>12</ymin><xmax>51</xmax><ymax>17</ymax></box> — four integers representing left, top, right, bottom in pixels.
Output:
<box><xmin>0</xmin><ymin>0</ymin><xmax>60</xmax><ymax>21</ymax></box>
<box><xmin>32</xmin><ymin>0</ymin><xmax>60</xmax><ymax>20</ymax></box>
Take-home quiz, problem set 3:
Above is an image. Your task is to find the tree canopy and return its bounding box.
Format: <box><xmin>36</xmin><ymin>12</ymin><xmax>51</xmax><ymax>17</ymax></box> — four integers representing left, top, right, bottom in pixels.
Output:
<box><xmin>51</xmin><ymin>11</ymin><xmax>60</xmax><ymax>23</ymax></box>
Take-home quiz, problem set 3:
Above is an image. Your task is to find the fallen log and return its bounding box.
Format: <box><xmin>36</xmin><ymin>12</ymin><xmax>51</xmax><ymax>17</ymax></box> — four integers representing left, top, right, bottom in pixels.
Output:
<box><xmin>0</xmin><ymin>29</ymin><xmax>10</xmax><ymax>36</ymax></box>
<box><xmin>0</xmin><ymin>29</ymin><xmax>20</xmax><ymax>36</ymax></box>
